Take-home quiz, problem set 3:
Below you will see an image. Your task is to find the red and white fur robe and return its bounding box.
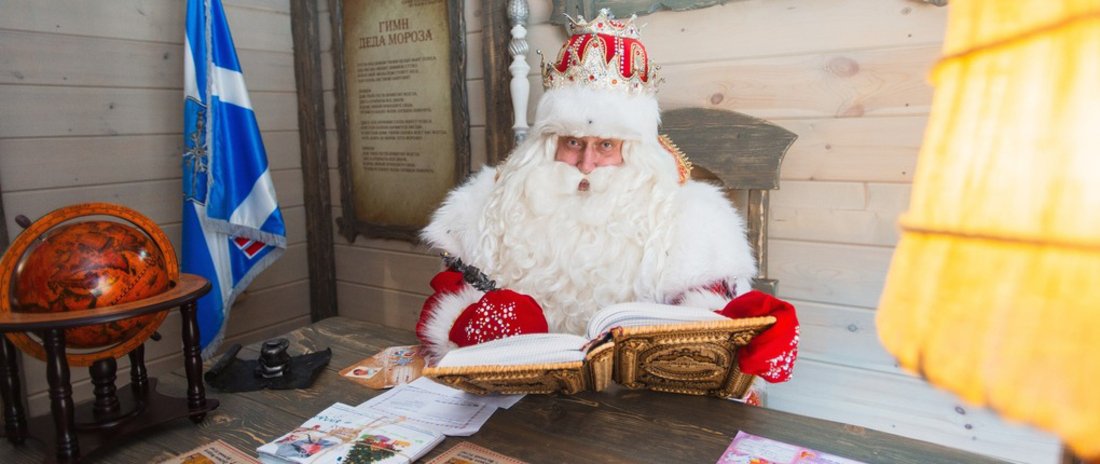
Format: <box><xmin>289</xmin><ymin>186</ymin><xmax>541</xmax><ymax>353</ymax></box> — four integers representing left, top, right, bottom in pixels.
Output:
<box><xmin>416</xmin><ymin>88</ymin><xmax>797</xmax><ymax>383</ymax></box>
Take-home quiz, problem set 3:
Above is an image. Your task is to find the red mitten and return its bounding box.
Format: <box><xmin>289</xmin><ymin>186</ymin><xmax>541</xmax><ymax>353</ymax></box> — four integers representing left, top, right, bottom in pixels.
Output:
<box><xmin>716</xmin><ymin>290</ymin><xmax>799</xmax><ymax>383</ymax></box>
<box><xmin>415</xmin><ymin>271</ymin><xmax>467</xmax><ymax>347</ymax></box>
<box><xmin>449</xmin><ymin>289</ymin><xmax>548</xmax><ymax>347</ymax></box>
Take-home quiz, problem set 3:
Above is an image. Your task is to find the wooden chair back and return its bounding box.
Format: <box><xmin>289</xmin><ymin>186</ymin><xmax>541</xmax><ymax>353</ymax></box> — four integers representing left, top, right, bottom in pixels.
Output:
<box><xmin>660</xmin><ymin>108</ymin><xmax>797</xmax><ymax>294</ymax></box>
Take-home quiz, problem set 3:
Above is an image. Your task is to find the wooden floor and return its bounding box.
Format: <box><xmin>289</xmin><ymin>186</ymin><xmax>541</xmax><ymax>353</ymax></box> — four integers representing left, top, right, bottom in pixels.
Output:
<box><xmin>1</xmin><ymin>317</ymin><xmax>1008</xmax><ymax>464</ymax></box>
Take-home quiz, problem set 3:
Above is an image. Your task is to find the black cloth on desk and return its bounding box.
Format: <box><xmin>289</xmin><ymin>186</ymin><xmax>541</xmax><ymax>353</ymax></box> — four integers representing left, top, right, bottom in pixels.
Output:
<box><xmin>204</xmin><ymin>343</ymin><xmax>332</xmax><ymax>392</ymax></box>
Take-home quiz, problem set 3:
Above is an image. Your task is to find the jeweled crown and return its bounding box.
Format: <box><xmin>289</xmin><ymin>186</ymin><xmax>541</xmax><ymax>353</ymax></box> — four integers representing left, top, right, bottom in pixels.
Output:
<box><xmin>542</xmin><ymin>9</ymin><xmax>659</xmax><ymax>95</ymax></box>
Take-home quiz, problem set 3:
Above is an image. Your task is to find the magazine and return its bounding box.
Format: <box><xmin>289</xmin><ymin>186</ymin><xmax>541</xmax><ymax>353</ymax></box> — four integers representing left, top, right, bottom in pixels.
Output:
<box><xmin>256</xmin><ymin>402</ymin><xmax>443</xmax><ymax>464</ymax></box>
<box><xmin>426</xmin><ymin>441</ymin><xmax>528</xmax><ymax>464</ymax></box>
<box><xmin>716</xmin><ymin>431</ymin><xmax>867</xmax><ymax>464</ymax></box>
<box><xmin>159</xmin><ymin>440</ymin><xmax>259</xmax><ymax>464</ymax></box>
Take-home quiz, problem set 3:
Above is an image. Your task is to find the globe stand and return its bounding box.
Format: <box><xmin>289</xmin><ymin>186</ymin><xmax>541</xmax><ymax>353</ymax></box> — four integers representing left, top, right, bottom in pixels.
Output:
<box><xmin>0</xmin><ymin>274</ymin><xmax>220</xmax><ymax>463</ymax></box>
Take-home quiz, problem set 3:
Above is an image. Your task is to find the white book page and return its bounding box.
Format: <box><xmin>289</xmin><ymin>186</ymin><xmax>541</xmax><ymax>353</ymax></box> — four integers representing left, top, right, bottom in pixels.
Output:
<box><xmin>435</xmin><ymin>333</ymin><xmax>589</xmax><ymax>367</ymax></box>
<box><xmin>584</xmin><ymin>302</ymin><xmax>727</xmax><ymax>339</ymax></box>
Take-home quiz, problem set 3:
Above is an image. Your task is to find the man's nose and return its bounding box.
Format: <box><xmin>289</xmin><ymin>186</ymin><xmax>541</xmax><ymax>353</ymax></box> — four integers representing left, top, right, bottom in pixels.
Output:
<box><xmin>578</xmin><ymin>146</ymin><xmax>598</xmax><ymax>174</ymax></box>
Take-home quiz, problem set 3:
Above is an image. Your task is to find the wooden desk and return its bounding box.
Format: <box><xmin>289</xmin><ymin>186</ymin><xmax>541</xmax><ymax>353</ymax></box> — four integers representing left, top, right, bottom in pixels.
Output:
<box><xmin>1</xmin><ymin>317</ymin><xmax>1004</xmax><ymax>463</ymax></box>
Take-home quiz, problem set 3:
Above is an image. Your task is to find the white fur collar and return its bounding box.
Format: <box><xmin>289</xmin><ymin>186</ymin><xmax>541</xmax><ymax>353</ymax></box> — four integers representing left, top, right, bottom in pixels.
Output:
<box><xmin>659</xmin><ymin>180</ymin><xmax>757</xmax><ymax>299</ymax></box>
<box><xmin>421</xmin><ymin>167</ymin><xmax>497</xmax><ymax>259</ymax></box>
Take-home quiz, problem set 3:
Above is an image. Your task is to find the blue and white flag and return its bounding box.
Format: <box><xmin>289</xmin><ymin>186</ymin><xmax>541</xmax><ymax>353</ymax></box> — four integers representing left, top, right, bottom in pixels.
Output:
<box><xmin>183</xmin><ymin>0</ymin><xmax>286</xmax><ymax>357</ymax></box>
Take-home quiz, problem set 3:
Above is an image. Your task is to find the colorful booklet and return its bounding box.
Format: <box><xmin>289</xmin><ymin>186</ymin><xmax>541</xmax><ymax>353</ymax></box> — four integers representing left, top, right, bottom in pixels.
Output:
<box><xmin>256</xmin><ymin>402</ymin><xmax>444</xmax><ymax>464</ymax></box>
<box><xmin>716</xmin><ymin>431</ymin><xmax>867</xmax><ymax>464</ymax></box>
<box><xmin>159</xmin><ymin>440</ymin><xmax>259</xmax><ymax>464</ymax></box>
<box><xmin>426</xmin><ymin>442</ymin><xmax>528</xmax><ymax>464</ymax></box>
<box><xmin>340</xmin><ymin>345</ymin><xmax>427</xmax><ymax>389</ymax></box>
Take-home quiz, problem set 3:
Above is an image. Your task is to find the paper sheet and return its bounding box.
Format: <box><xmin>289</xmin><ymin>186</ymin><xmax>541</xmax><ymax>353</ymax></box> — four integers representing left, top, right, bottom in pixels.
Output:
<box><xmin>411</xmin><ymin>377</ymin><xmax>524</xmax><ymax>410</ymax></box>
<box><xmin>357</xmin><ymin>378</ymin><xmax>517</xmax><ymax>436</ymax></box>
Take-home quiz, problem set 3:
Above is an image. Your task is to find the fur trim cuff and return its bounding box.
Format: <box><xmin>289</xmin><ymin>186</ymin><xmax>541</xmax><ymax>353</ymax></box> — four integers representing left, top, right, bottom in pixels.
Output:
<box><xmin>678</xmin><ymin>288</ymin><xmax>733</xmax><ymax>311</ymax></box>
<box><xmin>421</xmin><ymin>286</ymin><xmax>484</xmax><ymax>357</ymax></box>
<box><xmin>732</xmin><ymin>276</ymin><xmax>753</xmax><ymax>297</ymax></box>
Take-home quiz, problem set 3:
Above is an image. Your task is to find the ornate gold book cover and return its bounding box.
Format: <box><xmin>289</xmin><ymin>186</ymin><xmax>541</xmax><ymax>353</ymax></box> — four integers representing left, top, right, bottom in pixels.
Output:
<box><xmin>424</xmin><ymin>315</ymin><xmax>774</xmax><ymax>399</ymax></box>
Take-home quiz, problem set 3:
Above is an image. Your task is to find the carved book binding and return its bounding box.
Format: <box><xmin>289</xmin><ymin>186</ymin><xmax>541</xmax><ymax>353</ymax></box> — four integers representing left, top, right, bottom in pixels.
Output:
<box><xmin>424</xmin><ymin>305</ymin><xmax>774</xmax><ymax>399</ymax></box>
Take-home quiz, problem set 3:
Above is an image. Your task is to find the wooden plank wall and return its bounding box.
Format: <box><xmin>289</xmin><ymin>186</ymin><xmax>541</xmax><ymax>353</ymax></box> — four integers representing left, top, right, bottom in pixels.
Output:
<box><xmin>0</xmin><ymin>0</ymin><xmax>312</xmax><ymax>415</ymax></box>
<box><xmin>323</xmin><ymin>1</ymin><xmax>1061</xmax><ymax>463</ymax></box>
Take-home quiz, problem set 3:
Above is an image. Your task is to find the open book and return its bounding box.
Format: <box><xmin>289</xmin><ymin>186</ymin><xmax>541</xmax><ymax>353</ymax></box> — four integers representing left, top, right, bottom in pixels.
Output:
<box><xmin>424</xmin><ymin>302</ymin><xmax>775</xmax><ymax>399</ymax></box>
<box><xmin>256</xmin><ymin>403</ymin><xmax>444</xmax><ymax>464</ymax></box>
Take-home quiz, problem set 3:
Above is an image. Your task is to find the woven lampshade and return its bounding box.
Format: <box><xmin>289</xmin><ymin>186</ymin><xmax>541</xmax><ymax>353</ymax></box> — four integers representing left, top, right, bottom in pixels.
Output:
<box><xmin>876</xmin><ymin>0</ymin><xmax>1100</xmax><ymax>459</ymax></box>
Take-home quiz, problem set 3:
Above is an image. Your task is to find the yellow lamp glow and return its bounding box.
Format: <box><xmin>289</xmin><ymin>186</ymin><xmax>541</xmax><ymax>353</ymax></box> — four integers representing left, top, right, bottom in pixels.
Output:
<box><xmin>876</xmin><ymin>0</ymin><xmax>1100</xmax><ymax>459</ymax></box>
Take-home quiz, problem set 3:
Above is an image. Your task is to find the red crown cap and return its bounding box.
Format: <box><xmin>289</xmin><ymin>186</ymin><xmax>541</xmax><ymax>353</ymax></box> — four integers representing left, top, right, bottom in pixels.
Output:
<box><xmin>542</xmin><ymin>9</ymin><xmax>659</xmax><ymax>95</ymax></box>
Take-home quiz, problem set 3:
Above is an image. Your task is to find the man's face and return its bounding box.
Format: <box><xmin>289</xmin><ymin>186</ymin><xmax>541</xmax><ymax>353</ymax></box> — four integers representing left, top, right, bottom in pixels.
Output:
<box><xmin>554</xmin><ymin>136</ymin><xmax>624</xmax><ymax>174</ymax></box>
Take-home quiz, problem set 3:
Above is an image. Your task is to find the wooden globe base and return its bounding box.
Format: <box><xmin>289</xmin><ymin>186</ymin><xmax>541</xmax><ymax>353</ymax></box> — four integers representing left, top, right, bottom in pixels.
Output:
<box><xmin>0</xmin><ymin>274</ymin><xmax>218</xmax><ymax>463</ymax></box>
<box><xmin>0</xmin><ymin>204</ymin><xmax>218</xmax><ymax>463</ymax></box>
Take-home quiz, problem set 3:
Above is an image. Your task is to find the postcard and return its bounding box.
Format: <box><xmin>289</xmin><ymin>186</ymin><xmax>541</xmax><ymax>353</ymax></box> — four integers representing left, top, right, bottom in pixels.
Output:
<box><xmin>340</xmin><ymin>345</ymin><xmax>427</xmax><ymax>389</ymax></box>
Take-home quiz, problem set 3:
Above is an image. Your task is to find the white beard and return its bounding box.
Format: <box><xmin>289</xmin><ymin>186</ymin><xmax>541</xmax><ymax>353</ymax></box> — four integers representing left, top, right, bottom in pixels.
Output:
<box><xmin>474</xmin><ymin>141</ymin><xmax>681</xmax><ymax>334</ymax></box>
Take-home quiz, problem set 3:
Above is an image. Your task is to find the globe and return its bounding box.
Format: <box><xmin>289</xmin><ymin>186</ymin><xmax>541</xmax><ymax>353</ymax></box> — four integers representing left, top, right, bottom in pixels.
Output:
<box><xmin>13</xmin><ymin>220</ymin><xmax>172</xmax><ymax>349</ymax></box>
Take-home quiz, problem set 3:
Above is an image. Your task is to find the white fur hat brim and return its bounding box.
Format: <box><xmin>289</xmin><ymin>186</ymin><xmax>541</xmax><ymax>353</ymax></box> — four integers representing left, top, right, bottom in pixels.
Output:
<box><xmin>531</xmin><ymin>86</ymin><xmax>660</xmax><ymax>142</ymax></box>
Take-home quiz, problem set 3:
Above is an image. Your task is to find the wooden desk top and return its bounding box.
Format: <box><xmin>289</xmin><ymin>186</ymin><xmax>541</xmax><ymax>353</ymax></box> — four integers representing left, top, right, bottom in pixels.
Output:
<box><xmin>1</xmin><ymin>316</ymin><xmax>1005</xmax><ymax>463</ymax></box>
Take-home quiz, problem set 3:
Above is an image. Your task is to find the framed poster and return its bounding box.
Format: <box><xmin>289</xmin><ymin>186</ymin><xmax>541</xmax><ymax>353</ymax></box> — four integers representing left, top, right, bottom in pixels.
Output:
<box><xmin>333</xmin><ymin>0</ymin><xmax>469</xmax><ymax>242</ymax></box>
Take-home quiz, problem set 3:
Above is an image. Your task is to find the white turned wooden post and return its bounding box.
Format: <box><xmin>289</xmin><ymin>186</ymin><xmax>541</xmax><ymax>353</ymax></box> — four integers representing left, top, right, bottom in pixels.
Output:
<box><xmin>507</xmin><ymin>0</ymin><xmax>530</xmax><ymax>144</ymax></box>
